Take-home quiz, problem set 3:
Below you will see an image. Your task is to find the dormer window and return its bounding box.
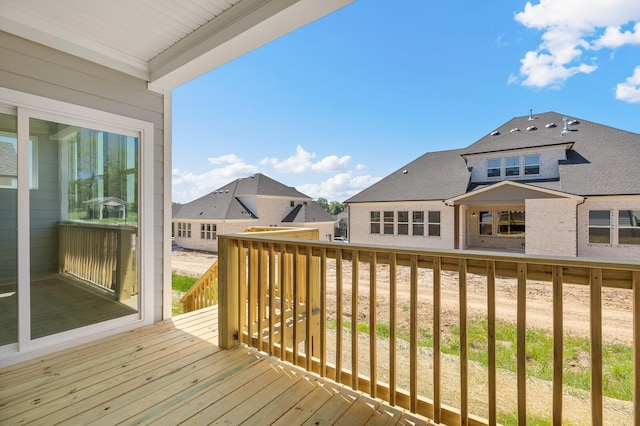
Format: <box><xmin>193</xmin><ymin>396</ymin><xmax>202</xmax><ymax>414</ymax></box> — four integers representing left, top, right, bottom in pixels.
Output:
<box><xmin>487</xmin><ymin>158</ymin><xmax>501</xmax><ymax>177</ymax></box>
<box><xmin>505</xmin><ymin>157</ymin><xmax>519</xmax><ymax>176</ymax></box>
<box><xmin>524</xmin><ymin>155</ymin><xmax>540</xmax><ymax>175</ymax></box>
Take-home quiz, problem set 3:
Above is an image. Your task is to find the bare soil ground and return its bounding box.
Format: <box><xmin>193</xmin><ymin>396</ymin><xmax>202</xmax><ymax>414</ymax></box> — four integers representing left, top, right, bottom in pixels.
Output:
<box><xmin>171</xmin><ymin>249</ymin><xmax>634</xmax><ymax>425</ymax></box>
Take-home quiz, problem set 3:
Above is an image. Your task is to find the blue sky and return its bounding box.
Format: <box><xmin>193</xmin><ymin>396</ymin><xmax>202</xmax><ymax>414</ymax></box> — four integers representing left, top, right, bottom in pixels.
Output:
<box><xmin>172</xmin><ymin>0</ymin><xmax>640</xmax><ymax>204</ymax></box>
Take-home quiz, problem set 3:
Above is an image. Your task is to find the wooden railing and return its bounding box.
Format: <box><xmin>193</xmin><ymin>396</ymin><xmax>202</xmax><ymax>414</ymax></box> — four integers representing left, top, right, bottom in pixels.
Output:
<box><xmin>58</xmin><ymin>222</ymin><xmax>137</xmax><ymax>301</ymax></box>
<box><xmin>181</xmin><ymin>261</ymin><xmax>218</xmax><ymax>313</ymax></box>
<box><xmin>218</xmin><ymin>234</ymin><xmax>640</xmax><ymax>425</ymax></box>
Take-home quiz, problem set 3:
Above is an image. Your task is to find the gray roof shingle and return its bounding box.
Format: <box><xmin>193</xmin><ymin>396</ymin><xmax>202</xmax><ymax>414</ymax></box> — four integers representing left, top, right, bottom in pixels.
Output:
<box><xmin>282</xmin><ymin>202</ymin><xmax>335</xmax><ymax>223</ymax></box>
<box><xmin>346</xmin><ymin>111</ymin><xmax>640</xmax><ymax>202</ymax></box>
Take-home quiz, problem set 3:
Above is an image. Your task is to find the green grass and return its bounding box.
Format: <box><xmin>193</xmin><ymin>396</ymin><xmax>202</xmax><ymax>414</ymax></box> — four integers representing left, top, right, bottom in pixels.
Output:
<box><xmin>328</xmin><ymin>317</ymin><xmax>633</xmax><ymax>402</ymax></box>
<box><xmin>172</xmin><ymin>272</ymin><xmax>198</xmax><ymax>292</ymax></box>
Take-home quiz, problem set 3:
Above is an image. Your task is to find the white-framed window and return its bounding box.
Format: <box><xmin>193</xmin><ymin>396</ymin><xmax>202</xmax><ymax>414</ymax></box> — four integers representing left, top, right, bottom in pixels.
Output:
<box><xmin>428</xmin><ymin>211</ymin><xmax>441</xmax><ymax>237</ymax></box>
<box><xmin>479</xmin><ymin>211</ymin><xmax>493</xmax><ymax>235</ymax></box>
<box><xmin>370</xmin><ymin>211</ymin><xmax>380</xmax><ymax>234</ymax></box>
<box><xmin>588</xmin><ymin>210</ymin><xmax>610</xmax><ymax>244</ymax></box>
<box><xmin>178</xmin><ymin>222</ymin><xmax>191</xmax><ymax>238</ymax></box>
<box><xmin>397</xmin><ymin>211</ymin><xmax>409</xmax><ymax>235</ymax></box>
<box><xmin>524</xmin><ymin>154</ymin><xmax>540</xmax><ymax>175</ymax></box>
<box><xmin>200</xmin><ymin>223</ymin><xmax>217</xmax><ymax>240</ymax></box>
<box><xmin>618</xmin><ymin>210</ymin><xmax>640</xmax><ymax>245</ymax></box>
<box><xmin>383</xmin><ymin>211</ymin><xmax>394</xmax><ymax>235</ymax></box>
<box><xmin>505</xmin><ymin>157</ymin><xmax>520</xmax><ymax>176</ymax></box>
<box><xmin>412</xmin><ymin>211</ymin><xmax>424</xmax><ymax>236</ymax></box>
<box><xmin>497</xmin><ymin>210</ymin><xmax>525</xmax><ymax>236</ymax></box>
<box><xmin>487</xmin><ymin>158</ymin><xmax>501</xmax><ymax>178</ymax></box>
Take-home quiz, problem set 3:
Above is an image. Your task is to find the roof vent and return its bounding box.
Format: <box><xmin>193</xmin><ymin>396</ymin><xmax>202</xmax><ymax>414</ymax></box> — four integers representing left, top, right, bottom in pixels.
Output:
<box><xmin>545</xmin><ymin>123</ymin><xmax>556</xmax><ymax>128</ymax></box>
<box><xmin>562</xmin><ymin>116</ymin><xmax>569</xmax><ymax>134</ymax></box>
<box><xmin>528</xmin><ymin>108</ymin><xmax>536</xmax><ymax>120</ymax></box>
<box><xmin>526</xmin><ymin>126</ymin><xmax>537</xmax><ymax>131</ymax></box>
<box><xmin>402</xmin><ymin>169</ymin><xmax>408</xmax><ymax>174</ymax></box>
<box><xmin>490</xmin><ymin>130</ymin><xmax>500</xmax><ymax>136</ymax></box>
<box><xmin>225</xmin><ymin>190</ymin><xmax>229</xmax><ymax>193</ymax></box>
<box><xmin>568</xmin><ymin>119</ymin><xmax>580</xmax><ymax>125</ymax></box>
<box><xmin>213</xmin><ymin>191</ymin><xmax>218</xmax><ymax>194</ymax></box>
<box><xmin>510</xmin><ymin>128</ymin><xmax>520</xmax><ymax>133</ymax></box>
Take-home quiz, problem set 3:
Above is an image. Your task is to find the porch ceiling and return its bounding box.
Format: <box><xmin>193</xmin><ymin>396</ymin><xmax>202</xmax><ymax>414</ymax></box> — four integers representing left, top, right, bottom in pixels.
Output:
<box><xmin>0</xmin><ymin>0</ymin><xmax>353</xmax><ymax>92</ymax></box>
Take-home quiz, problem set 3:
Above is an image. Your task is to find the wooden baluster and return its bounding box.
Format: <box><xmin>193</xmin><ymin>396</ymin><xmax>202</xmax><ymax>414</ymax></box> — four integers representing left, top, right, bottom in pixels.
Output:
<box><xmin>459</xmin><ymin>258</ymin><xmax>468</xmax><ymax>426</ymax></box>
<box><xmin>352</xmin><ymin>249</ymin><xmax>360</xmax><ymax>391</ymax></box>
<box><xmin>370</xmin><ymin>251</ymin><xmax>377</xmax><ymax>398</ymax></box>
<box><xmin>433</xmin><ymin>256</ymin><xmax>442</xmax><ymax>423</ymax></box>
<box><xmin>336</xmin><ymin>248</ymin><xmax>343</xmax><ymax>384</ymax></box>
<box><xmin>487</xmin><ymin>260</ymin><xmax>497</xmax><ymax>426</ymax></box>
<box><xmin>279</xmin><ymin>244</ymin><xmax>287</xmax><ymax>362</ymax></box>
<box><xmin>590</xmin><ymin>268</ymin><xmax>603</xmax><ymax>425</ymax></box>
<box><xmin>410</xmin><ymin>254</ymin><xmax>418</xmax><ymax>413</ymax></box>
<box><xmin>320</xmin><ymin>247</ymin><xmax>327</xmax><ymax>378</ymax></box>
<box><xmin>552</xmin><ymin>265</ymin><xmax>564</xmax><ymax>426</ymax></box>
<box><xmin>517</xmin><ymin>262</ymin><xmax>527</xmax><ymax>425</ymax></box>
<box><xmin>389</xmin><ymin>252</ymin><xmax>397</xmax><ymax>407</ymax></box>
<box><xmin>268</xmin><ymin>243</ymin><xmax>276</xmax><ymax>356</ymax></box>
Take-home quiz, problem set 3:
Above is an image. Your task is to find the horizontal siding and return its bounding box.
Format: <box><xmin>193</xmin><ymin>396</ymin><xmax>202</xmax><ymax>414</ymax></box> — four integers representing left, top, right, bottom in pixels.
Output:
<box><xmin>0</xmin><ymin>30</ymin><xmax>166</xmax><ymax>322</ymax></box>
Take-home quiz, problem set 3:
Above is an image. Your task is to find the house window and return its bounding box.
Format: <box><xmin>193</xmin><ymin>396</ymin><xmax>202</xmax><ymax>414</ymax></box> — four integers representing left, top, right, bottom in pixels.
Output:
<box><xmin>398</xmin><ymin>211</ymin><xmax>409</xmax><ymax>235</ymax></box>
<box><xmin>618</xmin><ymin>210</ymin><xmax>640</xmax><ymax>245</ymax></box>
<box><xmin>479</xmin><ymin>211</ymin><xmax>493</xmax><ymax>235</ymax></box>
<box><xmin>201</xmin><ymin>223</ymin><xmax>217</xmax><ymax>240</ymax></box>
<box><xmin>428</xmin><ymin>211</ymin><xmax>441</xmax><ymax>237</ymax></box>
<box><xmin>497</xmin><ymin>211</ymin><xmax>525</xmax><ymax>236</ymax></box>
<box><xmin>290</xmin><ymin>201</ymin><xmax>295</xmax><ymax>207</ymax></box>
<box><xmin>505</xmin><ymin>157</ymin><xmax>520</xmax><ymax>176</ymax></box>
<box><xmin>412</xmin><ymin>211</ymin><xmax>424</xmax><ymax>236</ymax></box>
<box><xmin>178</xmin><ymin>222</ymin><xmax>191</xmax><ymax>238</ymax></box>
<box><xmin>383</xmin><ymin>211</ymin><xmax>394</xmax><ymax>235</ymax></box>
<box><xmin>524</xmin><ymin>155</ymin><xmax>540</xmax><ymax>175</ymax></box>
<box><xmin>0</xmin><ymin>133</ymin><xmax>38</xmax><ymax>189</ymax></box>
<box><xmin>370</xmin><ymin>211</ymin><xmax>380</xmax><ymax>234</ymax></box>
<box><xmin>588</xmin><ymin>210</ymin><xmax>610</xmax><ymax>244</ymax></box>
<box><xmin>487</xmin><ymin>158</ymin><xmax>501</xmax><ymax>178</ymax></box>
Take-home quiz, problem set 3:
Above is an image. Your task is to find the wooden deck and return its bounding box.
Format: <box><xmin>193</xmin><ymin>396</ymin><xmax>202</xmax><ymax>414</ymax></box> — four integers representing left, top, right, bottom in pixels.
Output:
<box><xmin>0</xmin><ymin>306</ymin><xmax>433</xmax><ymax>425</ymax></box>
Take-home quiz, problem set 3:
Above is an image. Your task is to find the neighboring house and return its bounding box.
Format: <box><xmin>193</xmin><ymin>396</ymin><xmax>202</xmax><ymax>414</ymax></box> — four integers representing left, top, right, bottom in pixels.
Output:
<box><xmin>173</xmin><ymin>173</ymin><xmax>336</xmax><ymax>252</ymax></box>
<box><xmin>0</xmin><ymin>0</ymin><xmax>353</xmax><ymax>367</ymax></box>
<box><xmin>335</xmin><ymin>210</ymin><xmax>348</xmax><ymax>239</ymax></box>
<box><xmin>346</xmin><ymin>111</ymin><xmax>640</xmax><ymax>261</ymax></box>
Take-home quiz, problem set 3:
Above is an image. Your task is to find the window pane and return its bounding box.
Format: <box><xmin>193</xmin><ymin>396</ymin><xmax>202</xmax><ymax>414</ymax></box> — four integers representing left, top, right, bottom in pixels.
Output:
<box><xmin>505</xmin><ymin>157</ymin><xmax>519</xmax><ymax>176</ymax></box>
<box><xmin>31</xmin><ymin>117</ymin><xmax>139</xmax><ymax>339</ymax></box>
<box><xmin>524</xmin><ymin>155</ymin><xmax>540</xmax><ymax>175</ymax></box>
<box><xmin>370</xmin><ymin>211</ymin><xmax>380</xmax><ymax>222</ymax></box>
<box><xmin>589</xmin><ymin>210</ymin><xmax>610</xmax><ymax>226</ymax></box>
<box><xmin>487</xmin><ymin>158</ymin><xmax>501</xmax><ymax>177</ymax></box>
<box><xmin>412</xmin><ymin>211</ymin><xmax>424</xmax><ymax>223</ymax></box>
<box><xmin>384</xmin><ymin>223</ymin><xmax>394</xmax><ymax>235</ymax></box>
<box><xmin>428</xmin><ymin>224</ymin><xmax>441</xmax><ymax>237</ymax></box>
<box><xmin>398</xmin><ymin>223</ymin><xmax>408</xmax><ymax>235</ymax></box>
<box><xmin>413</xmin><ymin>223</ymin><xmax>424</xmax><ymax>236</ymax></box>
<box><xmin>480</xmin><ymin>224</ymin><xmax>492</xmax><ymax>235</ymax></box>
<box><xmin>384</xmin><ymin>211</ymin><xmax>394</xmax><ymax>222</ymax></box>
<box><xmin>371</xmin><ymin>223</ymin><xmax>380</xmax><ymax>234</ymax></box>
<box><xmin>589</xmin><ymin>228</ymin><xmax>610</xmax><ymax>244</ymax></box>
<box><xmin>428</xmin><ymin>211</ymin><xmax>440</xmax><ymax>223</ymax></box>
<box><xmin>398</xmin><ymin>211</ymin><xmax>408</xmax><ymax>222</ymax></box>
<box><xmin>0</xmin><ymin>112</ymin><xmax>17</xmax><ymax>345</ymax></box>
<box><xmin>619</xmin><ymin>228</ymin><xmax>640</xmax><ymax>245</ymax></box>
<box><xmin>479</xmin><ymin>211</ymin><xmax>492</xmax><ymax>223</ymax></box>
<box><xmin>618</xmin><ymin>210</ymin><xmax>640</xmax><ymax>227</ymax></box>
<box><xmin>619</xmin><ymin>210</ymin><xmax>640</xmax><ymax>244</ymax></box>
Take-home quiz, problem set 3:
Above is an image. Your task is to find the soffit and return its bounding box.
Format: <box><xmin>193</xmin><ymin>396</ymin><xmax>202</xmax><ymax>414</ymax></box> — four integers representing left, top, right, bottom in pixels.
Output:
<box><xmin>0</xmin><ymin>0</ymin><xmax>353</xmax><ymax>91</ymax></box>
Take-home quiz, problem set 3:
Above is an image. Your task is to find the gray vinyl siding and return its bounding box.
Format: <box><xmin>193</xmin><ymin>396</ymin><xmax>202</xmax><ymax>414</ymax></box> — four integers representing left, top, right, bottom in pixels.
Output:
<box><xmin>0</xmin><ymin>31</ymin><xmax>166</xmax><ymax>321</ymax></box>
<box><xmin>0</xmin><ymin>189</ymin><xmax>17</xmax><ymax>282</ymax></box>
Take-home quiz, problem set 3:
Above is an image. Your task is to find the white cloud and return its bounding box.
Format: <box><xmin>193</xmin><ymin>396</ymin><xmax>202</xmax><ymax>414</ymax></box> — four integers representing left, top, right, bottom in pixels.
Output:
<box><xmin>296</xmin><ymin>172</ymin><xmax>381</xmax><ymax>201</ymax></box>
<box><xmin>616</xmin><ymin>66</ymin><xmax>640</xmax><ymax>102</ymax></box>
<box><xmin>208</xmin><ymin>153</ymin><xmax>243</xmax><ymax>165</ymax></box>
<box><xmin>514</xmin><ymin>0</ymin><xmax>640</xmax><ymax>92</ymax></box>
<box><xmin>261</xmin><ymin>145</ymin><xmax>351</xmax><ymax>173</ymax></box>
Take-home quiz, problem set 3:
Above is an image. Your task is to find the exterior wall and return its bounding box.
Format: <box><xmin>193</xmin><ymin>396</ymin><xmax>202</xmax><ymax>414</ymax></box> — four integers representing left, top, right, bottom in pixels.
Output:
<box><xmin>525</xmin><ymin>198</ymin><xmax>577</xmax><ymax>257</ymax></box>
<box><xmin>466</xmin><ymin>145</ymin><xmax>567</xmax><ymax>184</ymax></box>
<box><xmin>307</xmin><ymin>222</ymin><xmax>336</xmax><ymax>242</ymax></box>
<box><xmin>0</xmin><ymin>32</ymin><xmax>165</xmax><ymax>320</ymax></box>
<box><xmin>255</xmin><ymin>196</ymin><xmax>309</xmax><ymax>225</ymax></box>
<box><xmin>348</xmin><ymin>201</ymin><xmax>455</xmax><ymax>250</ymax></box>
<box><xmin>466</xmin><ymin>205</ymin><xmax>526</xmax><ymax>251</ymax></box>
<box><xmin>578</xmin><ymin>195</ymin><xmax>640</xmax><ymax>261</ymax></box>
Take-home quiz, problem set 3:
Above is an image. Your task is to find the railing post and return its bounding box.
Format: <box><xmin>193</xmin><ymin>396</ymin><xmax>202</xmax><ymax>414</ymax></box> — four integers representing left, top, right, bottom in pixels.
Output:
<box><xmin>219</xmin><ymin>236</ymin><xmax>240</xmax><ymax>349</ymax></box>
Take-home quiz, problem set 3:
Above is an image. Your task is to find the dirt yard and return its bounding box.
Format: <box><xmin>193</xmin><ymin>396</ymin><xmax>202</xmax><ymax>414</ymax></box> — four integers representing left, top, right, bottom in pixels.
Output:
<box><xmin>171</xmin><ymin>248</ymin><xmax>634</xmax><ymax>424</ymax></box>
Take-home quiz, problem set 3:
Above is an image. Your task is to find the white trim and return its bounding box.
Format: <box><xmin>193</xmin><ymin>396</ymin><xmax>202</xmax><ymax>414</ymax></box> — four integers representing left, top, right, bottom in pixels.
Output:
<box><xmin>0</xmin><ymin>88</ymin><xmax>155</xmax><ymax>365</ymax></box>
<box><xmin>163</xmin><ymin>91</ymin><xmax>173</xmax><ymax>320</ymax></box>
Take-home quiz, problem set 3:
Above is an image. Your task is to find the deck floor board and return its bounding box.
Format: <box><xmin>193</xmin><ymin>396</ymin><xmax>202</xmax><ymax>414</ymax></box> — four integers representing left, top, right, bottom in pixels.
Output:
<box><xmin>0</xmin><ymin>307</ymin><xmax>433</xmax><ymax>425</ymax></box>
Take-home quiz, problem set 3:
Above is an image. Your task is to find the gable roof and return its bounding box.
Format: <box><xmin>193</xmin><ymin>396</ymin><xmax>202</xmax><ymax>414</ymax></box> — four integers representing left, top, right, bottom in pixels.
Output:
<box><xmin>347</xmin><ymin>111</ymin><xmax>640</xmax><ymax>203</ymax></box>
<box><xmin>345</xmin><ymin>148</ymin><xmax>471</xmax><ymax>203</ymax></box>
<box><xmin>282</xmin><ymin>202</ymin><xmax>335</xmax><ymax>223</ymax></box>
<box><xmin>445</xmin><ymin>180</ymin><xmax>583</xmax><ymax>205</ymax></box>
<box><xmin>174</xmin><ymin>173</ymin><xmax>310</xmax><ymax>221</ymax></box>
<box><xmin>0</xmin><ymin>0</ymin><xmax>354</xmax><ymax>92</ymax></box>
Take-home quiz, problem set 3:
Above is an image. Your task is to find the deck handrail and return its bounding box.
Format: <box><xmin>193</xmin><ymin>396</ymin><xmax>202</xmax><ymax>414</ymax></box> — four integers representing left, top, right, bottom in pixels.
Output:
<box><xmin>218</xmin><ymin>234</ymin><xmax>640</xmax><ymax>425</ymax></box>
<box><xmin>180</xmin><ymin>260</ymin><xmax>219</xmax><ymax>313</ymax></box>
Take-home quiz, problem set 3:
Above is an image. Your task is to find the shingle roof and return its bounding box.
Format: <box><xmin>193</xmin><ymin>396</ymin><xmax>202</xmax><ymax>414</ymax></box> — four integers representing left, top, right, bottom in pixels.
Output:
<box><xmin>174</xmin><ymin>173</ymin><xmax>310</xmax><ymax>221</ymax></box>
<box><xmin>282</xmin><ymin>202</ymin><xmax>335</xmax><ymax>223</ymax></box>
<box><xmin>346</xmin><ymin>111</ymin><xmax>640</xmax><ymax>202</ymax></box>
<box><xmin>345</xmin><ymin>148</ymin><xmax>471</xmax><ymax>203</ymax></box>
